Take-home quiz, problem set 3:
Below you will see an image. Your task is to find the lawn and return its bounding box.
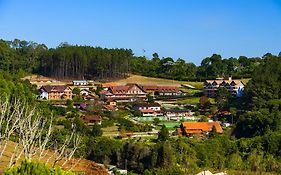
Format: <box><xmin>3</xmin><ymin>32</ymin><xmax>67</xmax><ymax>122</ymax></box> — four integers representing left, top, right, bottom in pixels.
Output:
<box><xmin>177</xmin><ymin>97</ymin><xmax>215</xmax><ymax>104</ymax></box>
<box><xmin>177</xmin><ymin>97</ymin><xmax>200</xmax><ymax>104</ymax></box>
<box><xmin>102</xmin><ymin>125</ymin><xmax>119</xmax><ymax>137</ymax></box>
<box><xmin>161</xmin><ymin>121</ymin><xmax>181</xmax><ymax>129</ymax></box>
<box><xmin>179</xmin><ymin>87</ymin><xmax>202</xmax><ymax>94</ymax></box>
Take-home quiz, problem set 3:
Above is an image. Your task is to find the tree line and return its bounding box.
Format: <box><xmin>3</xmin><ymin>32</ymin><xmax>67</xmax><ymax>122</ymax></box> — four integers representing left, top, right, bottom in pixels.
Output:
<box><xmin>0</xmin><ymin>38</ymin><xmax>276</xmax><ymax>81</ymax></box>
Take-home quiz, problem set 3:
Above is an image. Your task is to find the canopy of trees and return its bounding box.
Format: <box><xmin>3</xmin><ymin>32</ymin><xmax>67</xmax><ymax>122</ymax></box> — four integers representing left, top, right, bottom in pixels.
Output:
<box><xmin>0</xmin><ymin>39</ymin><xmax>267</xmax><ymax>81</ymax></box>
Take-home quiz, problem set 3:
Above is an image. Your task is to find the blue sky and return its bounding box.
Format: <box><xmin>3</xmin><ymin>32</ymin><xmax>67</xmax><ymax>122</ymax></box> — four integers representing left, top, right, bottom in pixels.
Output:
<box><xmin>0</xmin><ymin>0</ymin><xmax>281</xmax><ymax>64</ymax></box>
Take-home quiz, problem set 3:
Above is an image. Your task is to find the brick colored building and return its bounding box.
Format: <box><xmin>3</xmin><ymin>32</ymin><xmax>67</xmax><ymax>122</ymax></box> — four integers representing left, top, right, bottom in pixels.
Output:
<box><xmin>177</xmin><ymin>121</ymin><xmax>223</xmax><ymax>137</ymax></box>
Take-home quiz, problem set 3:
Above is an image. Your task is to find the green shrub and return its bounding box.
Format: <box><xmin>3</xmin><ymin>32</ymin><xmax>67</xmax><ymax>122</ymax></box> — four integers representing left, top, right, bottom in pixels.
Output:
<box><xmin>4</xmin><ymin>160</ymin><xmax>75</xmax><ymax>175</ymax></box>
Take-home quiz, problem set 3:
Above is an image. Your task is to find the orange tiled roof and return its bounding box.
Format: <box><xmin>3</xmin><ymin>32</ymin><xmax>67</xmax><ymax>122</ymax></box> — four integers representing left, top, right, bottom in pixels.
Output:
<box><xmin>181</xmin><ymin>121</ymin><xmax>223</xmax><ymax>134</ymax></box>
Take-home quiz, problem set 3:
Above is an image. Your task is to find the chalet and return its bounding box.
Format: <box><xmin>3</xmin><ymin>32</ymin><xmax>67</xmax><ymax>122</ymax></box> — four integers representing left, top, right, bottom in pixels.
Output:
<box><xmin>177</xmin><ymin>121</ymin><xmax>223</xmax><ymax>137</ymax></box>
<box><xmin>82</xmin><ymin>115</ymin><xmax>102</xmax><ymax>125</ymax></box>
<box><xmin>133</xmin><ymin>102</ymin><xmax>163</xmax><ymax>117</ymax></box>
<box><xmin>203</xmin><ymin>77</ymin><xmax>244</xmax><ymax>97</ymax></box>
<box><xmin>73</xmin><ymin>80</ymin><xmax>88</xmax><ymax>86</ymax></box>
<box><xmin>39</xmin><ymin>85</ymin><xmax>72</xmax><ymax>100</ymax></box>
<box><xmin>100</xmin><ymin>84</ymin><xmax>147</xmax><ymax>102</ymax></box>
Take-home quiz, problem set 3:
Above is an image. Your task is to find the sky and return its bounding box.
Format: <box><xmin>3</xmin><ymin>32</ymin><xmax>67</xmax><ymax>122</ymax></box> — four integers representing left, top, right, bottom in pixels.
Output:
<box><xmin>0</xmin><ymin>0</ymin><xmax>281</xmax><ymax>65</ymax></box>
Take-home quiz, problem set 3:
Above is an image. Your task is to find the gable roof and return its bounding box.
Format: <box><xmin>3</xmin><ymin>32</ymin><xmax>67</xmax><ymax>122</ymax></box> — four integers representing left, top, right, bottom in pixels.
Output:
<box><xmin>109</xmin><ymin>84</ymin><xmax>145</xmax><ymax>94</ymax></box>
<box><xmin>181</xmin><ymin>121</ymin><xmax>223</xmax><ymax>134</ymax></box>
<box><xmin>109</xmin><ymin>86</ymin><xmax>130</xmax><ymax>94</ymax></box>
<box><xmin>40</xmin><ymin>85</ymin><xmax>70</xmax><ymax>93</ymax></box>
<box><xmin>205</xmin><ymin>80</ymin><xmax>244</xmax><ymax>87</ymax></box>
<box><xmin>156</xmin><ymin>86</ymin><xmax>180</xmax><ymax>93</ymax></box>
<box><xmin>141</xmin><ymin>85</ymin><xmax>159</xmax><ymax>92</ymax></box>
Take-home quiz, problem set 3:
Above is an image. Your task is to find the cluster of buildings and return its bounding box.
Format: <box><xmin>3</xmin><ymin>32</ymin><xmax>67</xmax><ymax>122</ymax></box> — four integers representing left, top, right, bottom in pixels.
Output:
<box><xmin>132</xmin><ymin>102</ymin><xmax>195</xmax><ymax>121</ymax></box>
<box><xmin>38</xmin><ymin>82</ymin><xmax>186</xmax><ymax>102</ymax></box>
<box><xmin>37</xmin><ymin>78</ymin><xmax>246</xmax><ymax>138</ymax></box>
<box><xmin>100</xmin><ymin>83</ymin><xmax>186</xmax><ymax>103</ymax></box>
<box><xmin>38</xmin><ymin>80</ymin><xmax>96</xmax><ymax>100</ymax></box>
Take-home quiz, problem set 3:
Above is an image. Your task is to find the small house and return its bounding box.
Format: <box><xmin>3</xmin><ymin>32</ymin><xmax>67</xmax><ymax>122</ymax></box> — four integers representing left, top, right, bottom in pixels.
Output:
<box><xmin>106</xmin><ymin>99</ymin><xmax>117</xmax><ymax>106</ymax></box>
<box><xmin>82</xmin><ymin>115</ymin><xmax>102</xmax><ymax>125</ymax></box>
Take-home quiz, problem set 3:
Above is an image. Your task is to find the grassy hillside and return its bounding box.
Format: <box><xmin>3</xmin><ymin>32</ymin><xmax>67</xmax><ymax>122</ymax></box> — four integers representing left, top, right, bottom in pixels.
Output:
<box><xmin>104</xmin><ymin>74</ymin><xmax>204</xmax><ymax>88</ymax></box>
<box><xmin>104</xmin><ymin>74</ymin><xmax>250</xmax><ymax>87</ymax></box>
<box><xmin>0</xmin><ymin>141</ymin><xmax>108</xmax><ymax>175</ymax></box>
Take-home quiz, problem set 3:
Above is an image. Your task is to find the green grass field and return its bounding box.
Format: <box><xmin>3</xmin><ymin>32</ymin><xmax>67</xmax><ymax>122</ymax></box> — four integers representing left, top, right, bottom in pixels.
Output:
<box><xmin>177</xmin><ymin>97</ymin><xmax>215</xmax><ymax>104</ymax></box>
<box><xmin>179</xmin><ymin>87</ymin><xmax>202</xmax><ymax>94</ymax></box>
<box><xmin>161</xmin><ymin>121</ymin><xmax>181</xmax><ymax>129</ymax></box>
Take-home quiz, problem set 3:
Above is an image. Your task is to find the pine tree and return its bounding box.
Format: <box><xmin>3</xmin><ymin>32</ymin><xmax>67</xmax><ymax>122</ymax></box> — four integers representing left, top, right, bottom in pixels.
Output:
<box><xmin>157</xmin><ymin>125</ymin><xmax>169</xmax><ymax>141</ymax></box>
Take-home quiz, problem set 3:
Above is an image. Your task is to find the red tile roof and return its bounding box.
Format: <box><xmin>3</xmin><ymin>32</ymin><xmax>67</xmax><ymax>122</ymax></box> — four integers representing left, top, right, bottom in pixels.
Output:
<box><xmin>41</xmin><ymin>85</ymin><xmax>70</xmax><ymax>93</ymax></box>
<box><xmin>180</xmin><ymin>121</ymin><xmax>223</xmax><ymax>134</ymax></box>
<box><xmin>110</xmin><ymin>86</ymin><xmax>130</xmax><ymax>94</ymax></box>
<box><xmin>141</xmin><ymin>85</ymin><xmax>159</xmax><ymax>92</ymax></box>
<box><xmin>156</xmin><ymin>86</ymin><xmax>179</xmax><ymax>93</ymax></box>
<box><xmin>141</xmin><ymin>85</ymin><xmax>180</xmax><ymax>93</ymax></box>
<box><xmin>109</xmin><ymin>84</ymin><xmax>145</xmax><ymax>94</ymax></box>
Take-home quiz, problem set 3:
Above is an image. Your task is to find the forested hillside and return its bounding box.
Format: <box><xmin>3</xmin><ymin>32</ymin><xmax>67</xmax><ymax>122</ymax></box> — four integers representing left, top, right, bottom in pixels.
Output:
<box><xmin>2</xmin><ymin>38</ymin><xmax>281</xmax><ymax>174</ymax></box>
<box><xmin>0</xmin><ymin>39</ymin><xmax>271</xmax><ymax>80</ymax></box>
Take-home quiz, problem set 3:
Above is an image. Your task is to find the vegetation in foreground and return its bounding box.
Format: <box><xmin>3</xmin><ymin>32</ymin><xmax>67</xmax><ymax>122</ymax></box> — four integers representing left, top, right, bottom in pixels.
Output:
<box><xmin>4</xmin><ymin>160</ymin><xmax>75</xmax><ymax>175</ymax></box>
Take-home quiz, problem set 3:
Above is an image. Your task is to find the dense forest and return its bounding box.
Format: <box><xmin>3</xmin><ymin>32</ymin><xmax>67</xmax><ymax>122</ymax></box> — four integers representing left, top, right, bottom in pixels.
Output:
<box><xmin>0</xmin><ymin>39</ymin><xmax>273</xmax><ymax>80</ymax></box>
